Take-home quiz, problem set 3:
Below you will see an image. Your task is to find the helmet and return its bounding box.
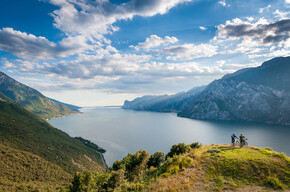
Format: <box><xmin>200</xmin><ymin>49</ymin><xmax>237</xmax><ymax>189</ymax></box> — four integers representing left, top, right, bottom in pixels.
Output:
<box><xmin>241</xmin><ymin>133</ymin><xmax>243</xmax><ymax>136</ymax></box>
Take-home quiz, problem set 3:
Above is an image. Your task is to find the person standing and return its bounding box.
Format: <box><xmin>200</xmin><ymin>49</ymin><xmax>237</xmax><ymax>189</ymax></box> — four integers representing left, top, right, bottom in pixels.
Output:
<box><xmin>231</xmin><ymin>133</ymin><xmax>237</xmax><ymax>147</ymax></box>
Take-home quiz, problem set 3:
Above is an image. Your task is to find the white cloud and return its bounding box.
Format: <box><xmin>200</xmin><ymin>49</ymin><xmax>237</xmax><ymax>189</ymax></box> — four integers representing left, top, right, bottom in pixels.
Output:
<box><xmin>286</xmin><ymin>0</ymin><xmax>290</xmax><ymax>4</ymax></box>
<box><xmin>130</xmin><ymin>35</ymin><xmax>178</xmax><ymax>51</ymax></box>
<box><xmin>273</xmin><ymin>9</ymin><xmax>290</xmax><ymax>19</ymax></box>
<box><xmin>0</xmin><ymin>28</ymin><xmax>90</xmax><ymax>59</ymax></box>
<box><xmin>159</xmin><ymin>43</ymin><xmax>218</xmax><ymax>60</ymax></box>
<box><xmin>259</xmin><ymin>5</ymin><xmax>271</xmax><ymax>13</ymax></box>
<box><xmin>199</xmin><ymin>26</ymin><xmax>207</xmax><ymax>30</ymax></box>
<box><xmin>218</xmin><ymin>0</ymin><xmax>230</xmax><ymax>7</ymax></box>
<box><xmin>48</xmin><ymin>0</ymin><xmax>194</xmax><ymax>39</ymax></box>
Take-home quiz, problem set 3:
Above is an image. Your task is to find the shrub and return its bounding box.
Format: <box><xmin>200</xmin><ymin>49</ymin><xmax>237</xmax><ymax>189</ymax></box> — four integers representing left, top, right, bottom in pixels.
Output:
<box><xmin>166</xmin><ymin>143</ymin><xmax>191</xmax><ymax>158</ymax></box>
<box><xmin>168</xmin><ymin>165</ymin><xmax>180</xmax><ymax>175</ymax></box>
<box><xmin>147</xmin><ymin>152</ymin><xmax>164</xmax><ymax>168</ymax></box>
<box><xmin>267</xmin><ymin>177</ymin><xmax>287</xmax><ymax>190</ymax></box>
<box><xmin>161</xmin><ymin>172</ymin><xmax>170</xmax><ymax>178</ymax></box>
<box><xmin>112</xmin><ymin>150</ymin><xmax>150</xmax><ymax>182</ymax></box>
<box><xmin>190</xmin><ymin>142</ymin><xmax>202</xmax><ymax>149</ymax></box>
<box><xmin>180</xmin><ymin>156</ymin><xmax>194</xmax><ymax>168</ymax></box>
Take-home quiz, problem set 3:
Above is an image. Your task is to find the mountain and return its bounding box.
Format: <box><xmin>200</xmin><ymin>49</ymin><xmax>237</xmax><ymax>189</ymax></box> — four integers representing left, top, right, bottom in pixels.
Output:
<box><xmin>49</xmin><ymin>97</ymin><xmax>81</xmax><ymax>112</ymax></box>
<box><xmin>68</xmin><ymin>143</ymin><xmax>290</xmax><ymax>191</ymax></box>
<box><xmin>0</xmin><ymin>71</ymin><xmax>78</xmax><ymax>119</ymax></box>
<box><xmin>0</xmin><ymin>92</ymin><xmax>106</xmax><ymax>176</ymax></box>
<box><xmin>122</xmin><ymin>86</ymin><xmax>206</xmax><ymax>112</ymax></box>
<box><xmin>178</xmin><ymin>56</ymin><xmax>290</xmax><ymax>126</ymax></box>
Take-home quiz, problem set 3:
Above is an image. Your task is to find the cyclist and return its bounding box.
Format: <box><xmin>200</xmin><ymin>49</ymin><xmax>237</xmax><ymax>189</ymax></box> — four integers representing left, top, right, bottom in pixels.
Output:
<box><xmin>239</xmin><ymin>133</ymin><xmax>247</xmax><ymax>147</ymax></box>
<box><xmin>231</xmin><ymin>133</ymin><xmax>237</xmax><ymax>147</ymax></box>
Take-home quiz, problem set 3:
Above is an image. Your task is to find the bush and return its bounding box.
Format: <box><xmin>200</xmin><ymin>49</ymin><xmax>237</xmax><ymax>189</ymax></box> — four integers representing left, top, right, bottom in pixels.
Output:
<box><xmin>166</xmin><ymin>143</ymin><xmax>191</xmax><ymax>158</ymax></box>
<box><xmin>168</xmin><ymin>165</ymin><xmax>180</xmax><ymax>175</ymax></box>
<box><xmin>190</xmin><ymin>142</ymin><xmax>202</xmax><ymax>149</ymax></box>
<box><xmin>147</xmin><ymin>152</ymin><xmax>164</xmax><ymax>168</ymax></box>
<box><xmin>112</xmin><ymin>150</ymin><xmax>150</xmax><ymax>182</ymax></box>
<box><xmin>180</xmin><ymin>156</ymin><xmax>194</xmax><ymax>168</ymax></box>
<box><xmin>267</xmin><ymin>177</ymin><xmax>287</xmax><ymax>190</ymax></box>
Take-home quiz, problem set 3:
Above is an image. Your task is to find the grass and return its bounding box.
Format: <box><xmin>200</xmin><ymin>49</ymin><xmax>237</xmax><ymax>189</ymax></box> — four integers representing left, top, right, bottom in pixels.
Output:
<box><xmin>0</xmin><ymin>97</ymin><xmax>105</xmax><ymax>174</ymax></box>
<box><xmin>148</xmin><ymin>144</ymin><xmax>289</xmax><ymax>192</ymax></box>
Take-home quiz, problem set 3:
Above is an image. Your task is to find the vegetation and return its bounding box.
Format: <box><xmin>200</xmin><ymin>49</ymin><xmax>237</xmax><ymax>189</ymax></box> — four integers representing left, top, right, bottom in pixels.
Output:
<box><xmin>75</xmin><ymin>137</ymin><xmax>106</xmax><ymax>153</ymax></box>
<box><xmin>69</xmin><ymin>143</ymin><xmax>289</xmax><ymax>192</ymax></box>
<box><xmin>0</xmin><ymin>143</ymin><xmax>71</xmax><ymax>191</ymax></box>
<box><xmin>0</xmin><ymin>72</ymin><xmax>78</xmax><ymax>119</ymax></box>
<box><xmin>0</xmin><ymin>94</ymin><xmax>106</xmax><ymax>190</ymax></box>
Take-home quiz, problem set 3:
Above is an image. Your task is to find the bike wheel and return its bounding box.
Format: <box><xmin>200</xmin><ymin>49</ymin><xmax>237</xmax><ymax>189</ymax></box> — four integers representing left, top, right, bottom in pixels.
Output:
<box><xmin>245</xmin><ymin>142</ymin><xmax>248</xmax><ymax>147</ymax></box>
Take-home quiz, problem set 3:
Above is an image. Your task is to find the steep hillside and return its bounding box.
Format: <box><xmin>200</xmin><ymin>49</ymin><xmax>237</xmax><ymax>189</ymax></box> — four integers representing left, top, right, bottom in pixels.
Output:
<box><xmin>0</xmin><ymin>71</ymin><xmax>78</xmax><ymax>119</ymax></box>
<box><xmin>122</xmin><ymin>86</ymin><xmax>206</xmax><ymax>112</ymax></box>
<box><xmin>178</xmin><ymin>56</ymin><xmax>290</xmax><ymax>125</ymax></box>
<box><xmin>68</xmin><ymin>143</ymin><xmax>290</xmax><ymax>191</ymax></box>
<box><xmin>0</xmin><ymin>93</ymin><xmax>105</xmax><ymax>174</ymax></box>
<box><xmin>0</xmin><ymin>143</ymin><xmax>72</xmax><ymax>191</ymax></box>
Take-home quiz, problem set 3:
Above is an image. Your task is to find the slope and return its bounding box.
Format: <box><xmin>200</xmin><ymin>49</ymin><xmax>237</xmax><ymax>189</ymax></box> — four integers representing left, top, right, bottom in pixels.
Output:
<box><xmin>0</xmin><ymin>71</ymin><xmax>78</xmax><ymax>119</ymax></box>
<box><xmin>68</xmin><ymin>143</ymin><xmax>290</xmax><ymax>191</ymax></box>
<box><xmin>0</xmin><ymin>143</ymin><xmax>72</xmax><ymax>192</ymax></box>
<box><xmin>0</xmin><ymin>92</ymin><xmax>105</xmax><ymax>174</ymax></box>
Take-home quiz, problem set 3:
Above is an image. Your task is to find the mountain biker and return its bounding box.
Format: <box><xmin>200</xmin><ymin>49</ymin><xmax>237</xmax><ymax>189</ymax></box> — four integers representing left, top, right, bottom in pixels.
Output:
<box><xmin>231</xmin><ymin>133</ymin><xmax>237</xmax><ymax>147</ymax></box>
<box><xmin>239</xmin><ymin>133</ymin><xmax>247</xmax><ymax>147</ymax></box>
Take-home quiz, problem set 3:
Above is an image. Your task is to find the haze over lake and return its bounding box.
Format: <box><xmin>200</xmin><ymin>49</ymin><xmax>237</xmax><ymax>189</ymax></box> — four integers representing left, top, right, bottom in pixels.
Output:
<box><xmin>49</xmin><ymin>107</ymin><xmax>290</xmax><ymax>166</ymax></box>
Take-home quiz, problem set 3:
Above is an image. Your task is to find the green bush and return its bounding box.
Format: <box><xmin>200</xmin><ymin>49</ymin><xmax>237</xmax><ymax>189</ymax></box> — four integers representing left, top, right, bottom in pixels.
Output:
<box><xmin>267</xmin><ymin>177</ymin><xmax>287</xmax><ymax>190</ymax></box>
<box><xmin>147</xmin><ymin>152</ymin><xmax>164</xmax><ymax>168</ymax></box>
<box><xmin>180</xmin><ymin>156</ymin><xmax>194</xmax><ymax>168</ymax></box>
<box><xmin>190</xmin><ymin>142</ymin><xmax>202</xmax><ymax>149</ymax></box>
<box><xmin>166</xmin><ymin>143</ymin><xmax>191</xmax><ymax>158</ymax></box>
<box><xmin>112</xmin><ymin>150</ymin><xmax>150</xmax><ymax>182</ymax></box>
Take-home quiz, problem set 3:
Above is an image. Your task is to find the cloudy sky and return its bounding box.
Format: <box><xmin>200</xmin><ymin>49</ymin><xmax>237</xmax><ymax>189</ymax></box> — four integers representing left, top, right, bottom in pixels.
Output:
<box><xmin>0</xmin><ymin>0</ymin><xmax>289</xmax><ymax>106</ymax></box>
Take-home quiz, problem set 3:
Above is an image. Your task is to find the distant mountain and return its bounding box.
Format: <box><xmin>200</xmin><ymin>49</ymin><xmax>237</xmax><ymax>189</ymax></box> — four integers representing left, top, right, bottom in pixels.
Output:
<box><xmin>0</xmin><ymin>71</ymin><xmax>78</xmax><ymax>119</ymax></box>
<box><xmin>178</xmin><ymin>56</ymin><xmax>290</xmax><ymax>126</ymax></box>
<box><xmin>122</xmin><ymin>86</ymin><xmax>206</xmax><ymax>112</ymax></box>
<box><xmin>0</xmin><ymin>92</ymin><xmax>106</xmax><ymax>174</ymax></box>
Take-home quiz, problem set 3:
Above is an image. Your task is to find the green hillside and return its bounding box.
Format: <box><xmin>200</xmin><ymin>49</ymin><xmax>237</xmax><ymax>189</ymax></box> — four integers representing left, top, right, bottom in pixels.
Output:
<box><xmin>0</xmin><ymin>143</ymin><xmax>72</xmax><ymax>192</ymax></box>
<box><xmin>0</xmin><ymin>93</ymin><xmax>105</xmax><ymax>175</ymax></box>
<box><xmin>0</xmin><ymin>71</ymin><xmax>78</xmax><ymax>119</ymax></box>
<box><xmin>69</xmin><ymin>143</ymin><xmax>290</xmax><ymax>192</ymax></box>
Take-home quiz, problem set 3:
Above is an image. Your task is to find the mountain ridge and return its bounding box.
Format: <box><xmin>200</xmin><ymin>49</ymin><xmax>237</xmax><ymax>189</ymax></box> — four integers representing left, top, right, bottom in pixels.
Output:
<box><xmin>123</xmin><ymin>56</ymin><xmax>290</xmax><ymax>126</ymax></box>
<box><xmin>0</xmin><ymin>71</ymin><xmax>79</xmax><ymax>119</ymax></box>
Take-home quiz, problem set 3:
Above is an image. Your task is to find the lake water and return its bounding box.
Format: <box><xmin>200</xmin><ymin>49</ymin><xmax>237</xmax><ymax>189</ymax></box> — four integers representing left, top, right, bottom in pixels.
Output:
<box><xmin>48</xmin><ymin>107</ymin><xmax>290</xmax><ymax>166</ymax></box>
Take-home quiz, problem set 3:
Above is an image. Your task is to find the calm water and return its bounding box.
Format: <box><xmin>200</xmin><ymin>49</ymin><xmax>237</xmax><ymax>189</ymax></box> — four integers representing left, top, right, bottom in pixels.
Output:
<box><xmin>48</xmin><ymin>107</ymin><xmax>290</xmax><ymax>166</ymax></box>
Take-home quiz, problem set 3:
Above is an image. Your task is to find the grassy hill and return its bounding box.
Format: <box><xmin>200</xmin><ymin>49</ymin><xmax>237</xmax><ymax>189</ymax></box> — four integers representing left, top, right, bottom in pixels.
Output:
<box><xmin>69</xmin><ymin>143</ymin><xmax>290</xmax><ymax>192</ymax></box>
<box><xmin>0</xmin><ymin>71</ymin><xmax>78</xmax><ymax>119</ymax></box>
<box><xmin>0</xmin><ymin>93</ymin><xmax>105</xmax><ymax>174</ymax></box>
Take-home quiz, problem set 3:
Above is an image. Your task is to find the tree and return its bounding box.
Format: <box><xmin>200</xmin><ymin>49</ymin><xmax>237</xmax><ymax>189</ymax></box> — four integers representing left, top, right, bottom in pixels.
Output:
<box><xmin>147</xmin><ymin>152</ymin><xmax>164</xmax><ymax>168</ymax></box>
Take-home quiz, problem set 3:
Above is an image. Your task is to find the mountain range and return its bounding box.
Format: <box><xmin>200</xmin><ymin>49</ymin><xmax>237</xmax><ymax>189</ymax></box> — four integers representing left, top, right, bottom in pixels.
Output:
<box><xmin>0</xmin><ymin>72</ymin><xmax>79</xmax><ymax>119</ymax></box>
<box><xmin>123</xmin><ymin>56</ymin><xmax>290</xmax><ymax>126</ymax></box>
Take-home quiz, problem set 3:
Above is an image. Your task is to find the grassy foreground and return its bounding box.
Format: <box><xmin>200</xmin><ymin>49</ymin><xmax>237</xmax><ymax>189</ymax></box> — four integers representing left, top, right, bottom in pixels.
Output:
<box><xmin>68</xmin><ymin>144</ymin><xmax>290</xmax><ymax>192</ymax></box>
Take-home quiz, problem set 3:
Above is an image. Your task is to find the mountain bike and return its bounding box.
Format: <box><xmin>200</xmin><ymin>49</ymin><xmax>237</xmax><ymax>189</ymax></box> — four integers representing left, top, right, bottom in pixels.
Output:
<box><xmin>233</xmin><ymin>138</ymin><xmax>239</xmax><ymax>147</ymax></box>
<box><xmin>240</xmin><ymin>139</ymin><xmax>248</xmax><ymax>147</ymax></box>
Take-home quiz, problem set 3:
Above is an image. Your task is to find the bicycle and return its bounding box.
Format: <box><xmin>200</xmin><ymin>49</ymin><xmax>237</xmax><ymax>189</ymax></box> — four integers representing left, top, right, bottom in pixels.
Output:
<box><xmin>233</xmin><ymin>138</ymin><xmax>239</xmax><ymax>147</ymax></box>
<box><xmin>240</xmin><ymin>139</ymin><xmax>248</xmax><ymax>147</ymax></box>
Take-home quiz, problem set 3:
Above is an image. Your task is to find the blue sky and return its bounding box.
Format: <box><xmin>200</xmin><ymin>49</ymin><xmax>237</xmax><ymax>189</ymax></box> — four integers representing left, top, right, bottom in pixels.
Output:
<box><xmin>0</xmin><ymin>0</ymin><xmax>289</xmax><ymax>106</ymax></box>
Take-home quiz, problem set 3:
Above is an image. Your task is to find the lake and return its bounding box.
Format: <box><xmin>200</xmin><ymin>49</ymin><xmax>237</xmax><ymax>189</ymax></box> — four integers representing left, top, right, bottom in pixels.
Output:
<box><xmin>48</xmin><ymin>107</ymin><xmax>290</xmax><ymax>166</ymax></box>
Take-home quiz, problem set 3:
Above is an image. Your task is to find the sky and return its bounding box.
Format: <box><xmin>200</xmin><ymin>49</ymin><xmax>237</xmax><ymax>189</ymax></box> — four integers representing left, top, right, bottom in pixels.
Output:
<box><xmin>0</xmin><ymin>0</ymin><xmax>290</xmax><ymax>106</ymax></box>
